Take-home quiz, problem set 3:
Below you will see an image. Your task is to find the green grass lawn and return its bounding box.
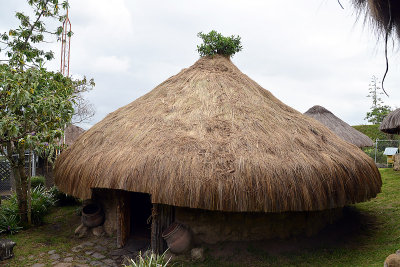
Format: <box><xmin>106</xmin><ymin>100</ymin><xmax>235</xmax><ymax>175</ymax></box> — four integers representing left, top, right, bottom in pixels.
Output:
<box><xmin>3</xmin><ymin>205</ymin><xmax>82</xmax><ymax>266</ymax></box>
<box><xmin>2</xmin><ymin>168</ymin><xmax>400</xmax><ymax>267</ymax></box>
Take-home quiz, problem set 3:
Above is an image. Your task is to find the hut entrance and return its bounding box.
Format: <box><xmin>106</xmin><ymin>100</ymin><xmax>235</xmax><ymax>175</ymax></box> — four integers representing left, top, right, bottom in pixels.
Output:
<box><xmin>116</xmin><ymin>191</ymin><xmax>152</xmax><ymax>248</ymax></box>
<box><xmin>116</xmin><ymin>192</ymin><xmax>175</xmax><ymax>252</ymax></box>
<box><xmin>130</xmin><ymin>192</ymin><xmax>152</xmax><ymax>239</ymax></box>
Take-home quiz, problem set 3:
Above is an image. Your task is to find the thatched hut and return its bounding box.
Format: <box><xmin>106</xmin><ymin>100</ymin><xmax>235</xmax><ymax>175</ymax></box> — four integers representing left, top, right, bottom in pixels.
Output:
<box><xmin>379</xmin><ymin>108</ymin><xmax>400</xmax><ymax>134</ymax></box>
<box><xmin>37</xmin><ymin>124</ymin><xmax>85</xmax><ymax>187</ymax></box>
<box><xmin>63</xmin><ymin>124</ymin><xmax>85</xmax><ymax>146</ymax></box>
<box><xmin>54</xmin><ymin>55</ymin><xmax>381</xmax><ymax>251</ymax></box>
<box><xmin>379</xmin><ymin>108</ymin><xmax>400</xmax><ymax>169</ymax></box>
<box><xmin>304</xmin><ymin>105</ymin><xmax>374</xmax><ymax>148</ymax></box>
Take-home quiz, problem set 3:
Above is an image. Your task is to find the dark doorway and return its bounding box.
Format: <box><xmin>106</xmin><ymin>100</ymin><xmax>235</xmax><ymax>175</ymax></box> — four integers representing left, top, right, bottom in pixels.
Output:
<box><xmin>130</xmin><ymin>192</ymin><xmax>152</xmax><ymax>239</ymax></box>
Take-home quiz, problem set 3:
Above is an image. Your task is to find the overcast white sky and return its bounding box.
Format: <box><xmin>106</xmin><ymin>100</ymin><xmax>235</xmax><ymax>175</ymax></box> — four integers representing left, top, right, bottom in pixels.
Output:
<box><xmin>1</xmin><ymin>0</ymin><xmax>399</xmax><ymax>129</ymax></box>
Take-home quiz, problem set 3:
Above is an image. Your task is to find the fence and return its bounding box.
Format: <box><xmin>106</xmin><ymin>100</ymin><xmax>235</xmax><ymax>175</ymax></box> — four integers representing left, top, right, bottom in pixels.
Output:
<box><xmin>0</xmin><ymin>153</ymin><xmax>37</xmax><ymax>194</ymax></box>
<box><xmin>363</xmin><ymin>139</ymin><xmax>400</xmax><ymax>165</ymax></box>
<box><xmin>0</xmin><ymin>160</ymin><xmax>11</xmax><ymax>192</ymax></box>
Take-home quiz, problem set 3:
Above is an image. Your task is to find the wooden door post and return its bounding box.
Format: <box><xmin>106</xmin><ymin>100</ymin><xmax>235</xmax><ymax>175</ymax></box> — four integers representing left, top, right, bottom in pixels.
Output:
<box><xmin>151</xmin><ymin>204</ymin><xmax>175</xmax><ymax>254</ymax></box>
<box><xmin>117</xmin><ymin>191</ymin><xmax>131</xmax><ymax>248</ymax></box>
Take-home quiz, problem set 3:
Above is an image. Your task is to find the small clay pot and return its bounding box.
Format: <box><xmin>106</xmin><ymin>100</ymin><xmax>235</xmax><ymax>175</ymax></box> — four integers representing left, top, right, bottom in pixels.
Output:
<box><xmin>81</xmin><ymin>202</ymin><xmax>104</xmax><ymax>228</ymax></box>
<box><xmin>162</xmin><ymin>222</ymin><xmax>192</xmax><ymax>254</ymax></box>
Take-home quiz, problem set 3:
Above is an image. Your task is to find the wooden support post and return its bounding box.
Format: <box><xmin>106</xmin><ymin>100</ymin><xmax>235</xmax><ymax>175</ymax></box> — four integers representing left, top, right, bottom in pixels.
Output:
<box><xmin>117</xmin><ymin>191</ymin><xmax>131</xmax><ymax>248</ymax></box>
<box><xmin>151</xmin><ymin>204</ymin><xmax>175</xmax><ymax>254</ymax></box>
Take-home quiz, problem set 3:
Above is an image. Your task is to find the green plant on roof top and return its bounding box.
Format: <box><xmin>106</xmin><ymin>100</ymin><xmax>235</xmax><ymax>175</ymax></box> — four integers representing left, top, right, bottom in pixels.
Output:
<box><xmin>197</xmin><ymin>30</ymin><xmax>242</xmax><ymax>57</ymax></box>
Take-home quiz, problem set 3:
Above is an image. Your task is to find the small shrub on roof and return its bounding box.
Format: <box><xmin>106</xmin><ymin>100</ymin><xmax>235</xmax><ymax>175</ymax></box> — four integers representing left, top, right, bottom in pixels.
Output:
<box><xmin>197</xmin><ymin>30</ymin><xmax>242</xmax><ymax>57</ymax></box>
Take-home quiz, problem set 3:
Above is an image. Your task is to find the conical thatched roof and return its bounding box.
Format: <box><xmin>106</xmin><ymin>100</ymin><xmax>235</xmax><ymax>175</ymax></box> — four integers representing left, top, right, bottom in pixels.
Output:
<box><xmin>379</xmin><ymin>108</ymin><xmax>400</xmax><ymax>134</ymax></box>
<box><xmin>304</xmin><ymin>105</ymin><xmax>374</xmax><ymax>148</ymax></box>
<box><xmin>54</xmin><ymin>55</ymin><xmax>381</xmax><ymax>213</ymax></box>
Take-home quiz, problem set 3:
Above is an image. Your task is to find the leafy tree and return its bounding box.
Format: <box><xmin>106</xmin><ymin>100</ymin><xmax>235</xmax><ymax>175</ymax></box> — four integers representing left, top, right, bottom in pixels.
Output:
<box><xmin>197</xmin><ymin>30</ymin><xmax>242</xmax><ymax>57</ymax></box>
<box><xmin>365</xmin><ymin>75</ymin><xmax>392</xmax><ymax>125</ymax></box>
<box><xmin>0</xmin><ymin>0</ymin><xmax>94</xmax><ymax>224</ymax></box>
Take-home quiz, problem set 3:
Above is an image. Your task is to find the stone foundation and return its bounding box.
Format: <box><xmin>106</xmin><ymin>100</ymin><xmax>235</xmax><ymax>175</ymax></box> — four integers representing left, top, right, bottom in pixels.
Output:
<box><xmin>89</xmin><ymin>189</ymin><xmax>343</xmax><ymax>247</ymax></box>
<box><xmin>175</xmin><ymin>207</ymin><xmax>342</xmax><ymax>245</ymax></box>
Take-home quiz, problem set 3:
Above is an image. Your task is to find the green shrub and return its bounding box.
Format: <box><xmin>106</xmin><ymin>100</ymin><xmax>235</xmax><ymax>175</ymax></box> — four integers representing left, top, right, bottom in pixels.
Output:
<box><xmin>352</xmin><ymin>124</ymin><xmax>400</xmax><ymax>141</ymax></box>
<box><xmin>30</xmin><ymin>185</ymin><xmax>56</xmax><ymax>225</ymax></box>
<box><xmin>124</xmin><ymin>250</ymin><xmax>172</xmax><ymax>267</ymax></box>
<box><xmin>363</xmin><ymin>147</ymin><xmax>386</xmax><ymax>164</ymax></box>
<box><xmin>0</xmin><ymin>197</ymin><xmax>21</xmax><ymax>234</ymax></box>
<box><xmin>0</xmin><ymin>185</ymin><xmax>56</xmax><ymax>227</ymax></box>
<box><xmin>1</xmin><ymin>195</ymin><xmax>19</xmax><ymax>217</ymax></box>
<box><xmin>49</xmin><ymin>186</ymin><xmax>80</xmax><ymax>206</ymax></box>
<box><xmin>197</xmin><ymin>30</ymin><xmax>242</xmax><ymax>57</ymax></box>
<box><xmin>30</xmin><ymin>176</ymin><xmax>45</xmax><ymax>188</ymax></box>
<box><xmin>0</xmin><ymin>213</ymin><xmax>22</xmax><ymax>235</ymax></box>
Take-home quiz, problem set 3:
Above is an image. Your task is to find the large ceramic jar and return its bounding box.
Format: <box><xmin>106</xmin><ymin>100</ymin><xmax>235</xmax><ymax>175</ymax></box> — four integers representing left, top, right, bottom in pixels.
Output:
<box><xmin>81</xmin><ymin>202</ymin><xmax>104</xmax><ymax>228</ymax></box>
<box><xmin>162</xmin><ymin>222</ymin><xmax>192</xmax><ymax>254</ymax></box>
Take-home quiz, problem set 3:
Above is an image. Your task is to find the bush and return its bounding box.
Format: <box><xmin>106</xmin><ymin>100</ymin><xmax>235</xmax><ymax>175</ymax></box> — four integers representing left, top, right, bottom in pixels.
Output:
<box><xmin>363</xmin><ymin>148</ymin><xmax>386</xmax><ymax>164</ymax></box>
<box><xmin>49</xmin><ymin>186</ymin><xmax>80</xmax><ymax>206</ymax></box>
<box><xmin>1</xmin><ymin>195</ymin><xmax>19</xmax><ymax>217</ymax></box>
<box><xmin>0</xmin><ymin>198</ymin><xmax>21</xmax><ymax>234</ymax></box>
<box><xmin>124</xmin><ymin>250</ymin><xmax>172</xmax><ymax>267</ymax></box>
<box><xmin>0</xmin><ymin>185</ymin><xmax>56</xmax><ymax>228</ymax></box>
<box><xmin>352</xmin><ymin>124</ymin><xmax>400</xmax><ymax>141</ymax></box>
<box><xmin>30</xmin><ymin>185</ymin><xmax>56</xmax><ymax>225</ymax></box>
<box><xmin>197</xmin><ymin>30</ymin><xmax>242</xmax><ymax>57</ymax></box>
<box><xmin>0</xmin><ymin>213</ymin><xmax>22</xmax><ymax>235</ymax></box>
<box><xmin>30</xmin><ymin>176</ymin><xmax>45</xmax><ymax>188</ymax></box>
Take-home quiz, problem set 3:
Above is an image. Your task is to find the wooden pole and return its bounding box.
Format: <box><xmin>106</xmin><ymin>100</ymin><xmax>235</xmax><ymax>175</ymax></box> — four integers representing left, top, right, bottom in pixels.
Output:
<box><xmin>151</xmin><ymin>204</ymin><xmax>175</xmax><ymax>254</ymax></box>
<box><xmin>117</xmin><ymin>191</ymin><xmax>131</xmax><ymax>248</ymax></box>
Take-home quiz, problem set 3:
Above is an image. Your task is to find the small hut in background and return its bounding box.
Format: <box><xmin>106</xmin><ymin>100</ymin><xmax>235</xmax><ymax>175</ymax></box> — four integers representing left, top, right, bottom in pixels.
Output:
<box><xmin>55</xmin><ymin>55</ymin><xmax>381</xmax><ymax>252</ymax></box>
<box><xmin>383</xmin><ymin>147</ymin><xmax>398</xmax><ymax>167</ymax></box>
<box><xmin>379</xmin><ymin>108</ymin><xmax>400</xmax><ymax>135</ymax></box>
<box><xmin>379</xmin><ymin>108</ymin><xmax>400</xmax><ymax>169</ymax></box>
<box><xmin>304</xmin><ymin>105</ymin><xmax>374</xmax><ymax>148</ymax></box>
<box><xmin>37</xmin><ymin>124</ymin><xmax>85</xmax><ymax>187</ymax></box>
<box><xmin>63</xmin><ymin>124</ymin><xmax>86</xmax><ymax>146</ymax></box>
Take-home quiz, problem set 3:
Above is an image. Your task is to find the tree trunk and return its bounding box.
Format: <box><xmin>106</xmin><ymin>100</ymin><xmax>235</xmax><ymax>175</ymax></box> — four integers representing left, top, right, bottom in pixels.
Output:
<box><xmin>12</xmin><ymin>164</ymin><xmax>28</xmax><ymax>223</ymax></box>
<box><xmin>6</xmin><ymin>142</ymin><xmax>29</xmax><ymax>224</ymax></box>
<box><xmin>19</xmin><ymin>165</ymin><xmax>28</xmax><ymax>224</ymax></box>
<box><xmin>27</xmin><ymin>151</ymin><xmax>32</xmax><ymax>225</ymax></box>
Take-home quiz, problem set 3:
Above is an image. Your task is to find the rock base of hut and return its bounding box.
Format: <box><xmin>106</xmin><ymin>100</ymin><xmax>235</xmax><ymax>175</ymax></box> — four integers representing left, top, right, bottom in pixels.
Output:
<box><xmin>91</xmin><ymin>189</ymin><xmax>343</xmax><ymax>250</ymax></box>
<box><xmin>175</xmin><ymin>207</ymin><xmax>342</xmax><ymax>245</ymax></box>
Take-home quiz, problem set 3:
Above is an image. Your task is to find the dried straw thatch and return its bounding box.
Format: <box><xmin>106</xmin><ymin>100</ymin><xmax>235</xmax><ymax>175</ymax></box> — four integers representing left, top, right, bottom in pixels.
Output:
<box><xmin>304</xmin><ymin>105</ymin><xmax>374</xmax><ymax>148</ymax></box>
<box><xmin>64</xmin><ymin>124</ymin><xmax>85</xmax><ymax>146</ymax></box>
<box><xmin>379</xmin><ymin>108</ymin><xmax>400</xmax><ymax>134</ymax></box>
<box><xmin>352</xmin><ymin>0</ymin><xmax>400</xmax><ymax>41</ymax></box>
<box><xmin>54</xmin><ymin>55</ymin><xmax>381</xmax><ymax>212</ymax></box>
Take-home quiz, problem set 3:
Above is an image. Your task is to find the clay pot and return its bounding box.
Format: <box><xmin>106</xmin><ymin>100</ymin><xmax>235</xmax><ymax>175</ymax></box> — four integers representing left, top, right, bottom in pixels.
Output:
<box><xmin>162</xmin><ymin>222</ymin><xmax>192</xmax><ymax>254</ymax></box>
<box><xmin>81</xmin><ymin>202</ymin><xmax>104</xmax><ymax>228</ymax></box>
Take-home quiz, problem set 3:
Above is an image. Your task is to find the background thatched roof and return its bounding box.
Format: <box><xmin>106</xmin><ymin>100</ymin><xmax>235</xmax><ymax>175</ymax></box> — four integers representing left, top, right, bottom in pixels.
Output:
<box><xmin>352</xmin><ymin>0</ymin><xmax>400</xmax><ymax>41</ymax></box>
<box><xmin>55</xmin><ymin>55</ymin><xmax>381</xmax><ymax>213</ymax></box>
<box><xmin>379</xmin><ymin>108</ymin><xmax>400</xmax><ymax>134</ymax></box>
<box><xmin>304</xmin><ymin>105</ymin><xmax>374</xmax><ymax>148</ymax></box>
<box><xmin>64</xmin><ymin>124</ymin><xmax>85</xmax><ymax>146</ymax></box>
